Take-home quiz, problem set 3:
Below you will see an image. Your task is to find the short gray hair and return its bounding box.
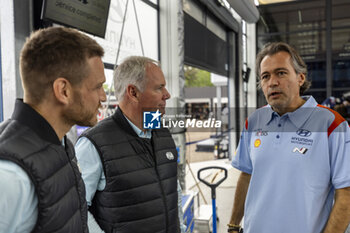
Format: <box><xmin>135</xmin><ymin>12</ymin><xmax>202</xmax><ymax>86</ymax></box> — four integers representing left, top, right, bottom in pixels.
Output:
<box><xmin>256</xmin><ymin>42</ymin><xmax>311</xmax><ymax>94</ymax></box>
<box><xmin>114</xmin><ymin>56</ymin><xmax>158</xmax><ymax>101</ymax></box>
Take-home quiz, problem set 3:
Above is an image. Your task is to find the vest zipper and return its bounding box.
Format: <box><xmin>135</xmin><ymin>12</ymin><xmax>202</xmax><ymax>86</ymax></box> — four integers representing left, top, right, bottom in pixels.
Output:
<box><xmin>154</xmin><ymin>164</ymin><xmax>169</xmax><ymax>233</ymax></box>
<box><xmin>144</xmin><ymin>138</ymin><xmax>170</xmax><ymax>233</ymax></box>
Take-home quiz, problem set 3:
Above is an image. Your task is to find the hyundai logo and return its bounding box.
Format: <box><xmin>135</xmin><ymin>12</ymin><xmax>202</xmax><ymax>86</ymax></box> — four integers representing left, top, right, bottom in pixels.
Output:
<box><xmin>296</xmin><ymin>129</ymin><xmax>311</xmax><ymax>137</ymax></box>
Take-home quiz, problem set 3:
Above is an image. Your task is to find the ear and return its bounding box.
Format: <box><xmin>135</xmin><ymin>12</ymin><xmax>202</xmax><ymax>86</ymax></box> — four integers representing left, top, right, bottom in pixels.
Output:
<box><xmin>125</xmin><ymin>84</ymin><xmax>140</xmax><ymax>102</ymax></box>
<box><xmin>298</xmin><ymin>73</ymin><xmax>306</xmax><ymax>87</ymax></box>
<box><xmin>52</xmin><ymin>78</ymin><xmax>72</xmax><ymax>105</ymax></box>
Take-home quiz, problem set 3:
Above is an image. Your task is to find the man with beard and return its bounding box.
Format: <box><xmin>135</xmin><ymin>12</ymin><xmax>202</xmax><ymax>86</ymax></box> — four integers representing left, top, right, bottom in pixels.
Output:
<box><xmin>228</xmin><ymin>42</ymin><xmax>350</xmax><ymax>233</ymax></box>
<box><xmin>75</xmin><ymin>56</ymin><xmax>181</xmax><ymax>233</ymax></box>
<box><xmin>0</xmin><ymin>27</ymin><xmax>106</xmax><ymax>233</ymax></box>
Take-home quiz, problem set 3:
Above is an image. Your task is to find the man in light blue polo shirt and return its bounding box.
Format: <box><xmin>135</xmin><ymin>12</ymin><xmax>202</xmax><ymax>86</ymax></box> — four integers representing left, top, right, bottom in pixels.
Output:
<box><xmin>228</xmin><ymin>42</ymin><xmax>350</xmax><ymax>233</ymax></box>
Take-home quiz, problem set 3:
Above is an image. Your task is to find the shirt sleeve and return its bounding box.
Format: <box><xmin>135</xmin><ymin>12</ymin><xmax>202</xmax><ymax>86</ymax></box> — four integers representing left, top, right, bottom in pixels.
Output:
<box><xmin>329</xmin><ymin>121</ymin><xmax>350</xmax><ymax>189</ymax></box>
<box><xmin>0</xmin><ymin>160</ymin><xmax>38</xmax><ymax>233</ymax></box>
<box><xmin>231</xmin><ymin>126</ymin><xmax>253</xmax><ymax>174</ymax></box>
<box><xmin>75</xmin><ymin>137</ymin><xmax>106</xmax><ymax>206</ymax></box>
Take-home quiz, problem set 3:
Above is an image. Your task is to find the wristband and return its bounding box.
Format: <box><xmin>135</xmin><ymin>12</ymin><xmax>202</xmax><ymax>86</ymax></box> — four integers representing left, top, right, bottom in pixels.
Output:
<box><xmin>227</xmin><ymin>223</ymin><xmax>241</xmax><ymax>232</ymax></box>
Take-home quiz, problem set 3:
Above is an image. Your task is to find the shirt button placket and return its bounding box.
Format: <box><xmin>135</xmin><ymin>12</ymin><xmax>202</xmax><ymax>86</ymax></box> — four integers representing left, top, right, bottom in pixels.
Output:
<box><xmin>275</xmin><ymin>122</ymin><xmax>282</xmax><ymax>144</ymax></box>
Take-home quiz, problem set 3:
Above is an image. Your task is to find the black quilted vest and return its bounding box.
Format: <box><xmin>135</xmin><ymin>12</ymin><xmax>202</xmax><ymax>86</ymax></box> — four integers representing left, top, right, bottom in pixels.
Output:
<box><xmin>82</xmin><ymin>108</ymin><xmax>179</xmax><ymax>233</ymax></box>
<box><xmin>0</xmin><ymin>100</ymin><xmax>88</xmax><ymax>233</ymax></box>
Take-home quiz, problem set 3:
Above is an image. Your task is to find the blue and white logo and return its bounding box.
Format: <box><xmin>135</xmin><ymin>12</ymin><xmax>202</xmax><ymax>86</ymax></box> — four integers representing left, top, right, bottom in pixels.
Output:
<box><xmin>143</xmin><ymin>110</ymin><xmax>161</xmax><ymax>129</ymax></box>
<box><xmin>296</xmin><ymin>129</ymin><xmax>312</xmax><ymax>137</ymax></box>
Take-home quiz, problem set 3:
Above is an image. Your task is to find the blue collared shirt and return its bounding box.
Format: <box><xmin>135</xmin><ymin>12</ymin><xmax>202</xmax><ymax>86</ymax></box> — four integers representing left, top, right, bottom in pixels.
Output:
<box><xmin>125</xmin><ymin>117</ymin><xmax>152</xmax><ymax>139</ymax></box>
<box><xmin>0</xmin><ymin>160</ymin><xmax>38</xmax><ymax>233</ymax></box>
<box><xmin>232</xmin><ymin>96</ymin><xmax>350</xmax><ymax>233</ymax></box>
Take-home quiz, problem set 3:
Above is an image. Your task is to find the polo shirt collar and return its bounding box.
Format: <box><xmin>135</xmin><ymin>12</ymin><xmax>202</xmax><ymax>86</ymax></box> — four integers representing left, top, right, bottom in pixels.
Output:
<box><xmin>265</xmin><ymin>96</ymin><xmax>317</xmax><ymax>128</ymax></box>
<box><xmin>262</xmin><ymin>106</ymin><xmax>275</xmax><ymax>126</ymax></box>
<box><xmin>288</xmin><ymin>96</ymin><xmax>317</xmax><ymax>128</ymax></box>
<box><xmin>11</xmin><ymin>99</ymin><xmax>62</xmax><ymax>145</ymax></box>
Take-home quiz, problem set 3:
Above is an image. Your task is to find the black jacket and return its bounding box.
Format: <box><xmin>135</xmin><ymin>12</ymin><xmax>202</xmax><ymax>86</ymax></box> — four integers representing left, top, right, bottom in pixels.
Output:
<box><xmin>0</xmin><ymin>99</ymin><xmax>88</xmax><ymax>233</ymax></box>
<box><xmin>82</xmin><ymin>108</ymin><xmax>179</xmax><ymax>233</ymax></box>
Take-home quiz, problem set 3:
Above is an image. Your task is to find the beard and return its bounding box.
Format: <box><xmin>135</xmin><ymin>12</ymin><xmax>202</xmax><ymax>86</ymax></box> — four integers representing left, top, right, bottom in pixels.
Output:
<box><xmin>63</xmin><ymin>91</ymin><xmax>99</xmax><ymax>127</ymax></box>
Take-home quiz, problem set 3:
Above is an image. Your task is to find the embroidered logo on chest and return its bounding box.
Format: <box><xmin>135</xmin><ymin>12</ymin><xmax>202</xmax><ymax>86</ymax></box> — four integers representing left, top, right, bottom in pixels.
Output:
<box><xmin>296</xmin><ymin>129</ymin><xmax>312</xmax><ymax>137</ymax></box>
<box><xmin>292</xmin><ymin>147</ymin><xmax>308</xmax><ymax>154</ymax></box>
<box><xmin>166</xmin><ymin>152</ymin><xmax>175</xmax><ymax>160</ymax></box>
<box><xmin>291</xmin><ymin>129</ymin><xmax>314</xmax><ymax>146</ymax></box>
<box><xmin>255</xmin><ymin>129</ymin><xmax>268</xmax><ymax>136</ymax></box>
<box><xmin>254</xmin><ymin>139</ymin><xmax>261</xmax><ymax>148</ymax></box>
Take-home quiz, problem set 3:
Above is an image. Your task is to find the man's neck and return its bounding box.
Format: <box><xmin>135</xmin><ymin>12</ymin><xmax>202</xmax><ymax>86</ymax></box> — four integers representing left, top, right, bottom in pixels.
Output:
<box><xmin>273</xmin><ymin>97</ymin><xmax>306</xmax><ymax>116</ymax></box>
<box><xmin>118</xmin><ymin>103</ymin><xmax>144</xmax><ymax>132</ymax></box>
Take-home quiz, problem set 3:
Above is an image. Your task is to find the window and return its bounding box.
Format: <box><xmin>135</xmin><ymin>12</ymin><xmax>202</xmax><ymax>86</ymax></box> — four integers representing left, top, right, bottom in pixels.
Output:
<box><xmin>91</xmin><ymin>0</ymin><xmax>159</xmax><ymax>65</ymax></box>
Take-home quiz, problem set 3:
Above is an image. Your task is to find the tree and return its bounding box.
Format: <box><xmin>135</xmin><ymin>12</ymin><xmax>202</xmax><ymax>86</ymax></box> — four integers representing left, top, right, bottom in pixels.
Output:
<box><xmin>184</xmin><ymin>66</ymin><xmax>213</xmax><ymax>87</ymax></box>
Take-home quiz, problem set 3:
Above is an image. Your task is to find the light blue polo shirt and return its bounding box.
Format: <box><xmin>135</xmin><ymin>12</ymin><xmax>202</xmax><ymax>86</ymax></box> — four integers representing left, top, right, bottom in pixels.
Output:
<box><xmin>232</xmin><ymin>96</ymin><xmax>350</xmax><ymax>233</ymax></box>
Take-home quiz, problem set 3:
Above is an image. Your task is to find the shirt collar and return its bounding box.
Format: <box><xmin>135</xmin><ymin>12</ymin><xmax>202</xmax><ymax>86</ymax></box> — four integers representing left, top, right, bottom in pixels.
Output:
<box><xmin>288</xmin><ymin>96</ymin><xmax>317</xmax><ymax>128</ymax></box>
<box><xmin>260</xmin><ymin>105</ymin><xmax>275</xmax><ymax>126</ymax></box>
<box><xmin>11</xmin><ymin>99</ymin><xmax>62</xmax><ymax>145</ymax></box>
<box><xmin>265</xmin><ymin>96</ymin><xmax>317</xmax><ymax>128</ymax></box>
<box><xmin>123</xmin><ymin>114</ymin><xmax>152</xmax><ymax>139</ymax></box>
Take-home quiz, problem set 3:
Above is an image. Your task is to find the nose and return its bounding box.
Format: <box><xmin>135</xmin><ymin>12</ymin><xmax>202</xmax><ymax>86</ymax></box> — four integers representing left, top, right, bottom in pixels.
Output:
<box><xmin>268</xmin><ymin>74</ymin><xmax>279</xmax><ymax>87</ymax></box>
<box><xmin>163</xmin><ymin>88</ymin><xmax>171</xmax><ymax>100</ymax></box>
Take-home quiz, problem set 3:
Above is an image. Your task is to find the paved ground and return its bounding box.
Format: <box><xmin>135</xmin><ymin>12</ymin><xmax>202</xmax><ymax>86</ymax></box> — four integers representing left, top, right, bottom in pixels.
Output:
<box><xmin>184</xmin><ymin>159</ymin><xmax>240</xmax><ymax>233</ymax></box>
<box><xmin>184</xmin><ymin>132</ymin><xmax>241</xmax><ymax>233</ymax></box>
